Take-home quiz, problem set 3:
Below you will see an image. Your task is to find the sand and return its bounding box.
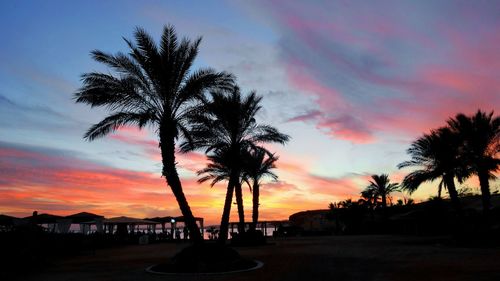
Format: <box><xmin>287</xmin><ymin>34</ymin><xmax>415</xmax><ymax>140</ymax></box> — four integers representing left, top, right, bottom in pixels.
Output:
<box><xmin>14</xmin><ymin>235</ymin><xmax>500</xmax><ymax>281</ymax></box>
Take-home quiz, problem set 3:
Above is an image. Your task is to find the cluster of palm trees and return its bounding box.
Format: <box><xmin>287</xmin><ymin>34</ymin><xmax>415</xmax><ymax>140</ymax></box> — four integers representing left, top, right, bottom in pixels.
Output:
<box><xmin>360</xmin><ymin>174</ymin><xmax>400</xmax><ymax>209</ymax></box>
<box><xmin>358</xmin><ymin>111</ymin><xmax>498</xmax><ymax>213</ymax></box>
<box><xmin>180</xmin><ymin>88</ymin><xmax>288</xmax><ymax>241</ymax></box>
<box><xmin>348</xmin><ymin>111</ymin><xmax>498</xmax><ymax>214</ymax></box>
<box><xmin>74</xmin><ymin>25</ymin><xmax>288</xmax><ymax>243</ymax></box>
<box><xmin>398</xmin><ymin>110</ymin><xmax>499</xmax><ymax>213</ymax></box>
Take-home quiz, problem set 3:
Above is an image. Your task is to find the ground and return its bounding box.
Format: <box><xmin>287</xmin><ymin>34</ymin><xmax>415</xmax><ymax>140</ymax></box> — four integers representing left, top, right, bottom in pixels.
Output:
<box><xmin>12</xmin><ymin>235</ymin><xmax>500</xmax><ymax>281</ymax></box>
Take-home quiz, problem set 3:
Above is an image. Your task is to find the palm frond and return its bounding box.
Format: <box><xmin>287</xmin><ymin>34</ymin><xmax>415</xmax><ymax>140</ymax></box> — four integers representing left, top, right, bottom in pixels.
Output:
<box><xmin>401</xmin><ymin>170</ymin><xmax>436</xmax><ymax>193</ymax></box>
<box><xmin>84</xmin><ymin>111</ymin><xmax>155</xmax><ymax>141</ymax></box>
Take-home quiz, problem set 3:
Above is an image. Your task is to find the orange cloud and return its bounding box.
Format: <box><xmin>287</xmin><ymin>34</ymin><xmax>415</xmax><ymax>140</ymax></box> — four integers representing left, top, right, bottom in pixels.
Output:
<box><xmin>2</xmin><ymin>142</ymin><xmax>334</xmax><ymax>224</ymax></box>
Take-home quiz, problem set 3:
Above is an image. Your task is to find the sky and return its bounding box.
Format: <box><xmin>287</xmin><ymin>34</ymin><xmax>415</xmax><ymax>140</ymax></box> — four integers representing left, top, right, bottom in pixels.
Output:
<box><xmin>0</xmin><ymin>0</ymin><xmax>499</xmax><ymax>225</ymax></box>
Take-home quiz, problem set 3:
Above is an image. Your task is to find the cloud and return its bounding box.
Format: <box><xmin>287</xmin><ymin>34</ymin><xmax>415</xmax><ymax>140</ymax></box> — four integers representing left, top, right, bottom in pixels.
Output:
<box><xmin>243</xmin><ymin>0</ymin><xmax>500</xmax><ymax>142</ymax></box>
<box><xmin>287</xmin><ymin>110</ymin><xmax>374</xmax><ymax>143</ymax></box>
<box><xmin>0</xmin><ymin>94</ymin><xmax>68</xmax><ymax>119</ymax></box>
<box><xmin>106</xmin><ymin>127</ymin><xmax>208</xmax><ymax>173</ymax></box>
<box><xmin>0</xmin><ymin>141</ymin><xmax>224</xmax><ymax>223</ymax></box>
<box><xmin>286</xmin><ymin>110</ymin><xmax>322</xmax><ymax>123</ymax></box>
<box><xmin>1</xmin><ymin>141</ymin><xmax>317</xmax><ymax>224</ymax></box>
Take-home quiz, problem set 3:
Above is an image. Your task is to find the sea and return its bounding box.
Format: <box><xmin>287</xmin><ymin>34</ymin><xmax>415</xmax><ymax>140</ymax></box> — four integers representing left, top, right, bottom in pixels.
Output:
<box><xmin>66</xmin><ymin>224</ymin><xmax>278</xmax><ymax>239</ymax></box>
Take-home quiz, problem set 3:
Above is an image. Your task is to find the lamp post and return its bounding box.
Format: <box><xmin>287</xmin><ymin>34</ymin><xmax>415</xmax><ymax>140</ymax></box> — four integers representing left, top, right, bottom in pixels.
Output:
<box><xmin>170</xmin><ymin>218</ymin><xmax>175</xmax><ymax>240</ymax></box>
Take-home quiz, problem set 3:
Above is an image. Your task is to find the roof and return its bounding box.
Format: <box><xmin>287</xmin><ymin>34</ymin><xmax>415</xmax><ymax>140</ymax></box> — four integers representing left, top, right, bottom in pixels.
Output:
<box><xmin>23</xmin><ymin>213</ymin><xmax>63</xmax><ymax>224</ymax></box>
<box><xmin>145</xmin><ymin>216</ymin><xmax>204</xmax><ymax>223</ymax></box>
<box><xmin>0</xmin><ymin>214</ymin><xmax>18</xmax><ymax>225</ymax></box>
<box><xmin>289</xmin><ymin>209</ymin><xmax>330</xmax><ymax>221</ymax></box>
<box><xmin>145</xmin><ymin>216</ymin><xmax>175</xmax><ymax>223</ymax></box>
<box><xmin>103</xmin><ymin>216</ymin><xmax>157</xmax><ymax>224</ymax></box>
<box><xmin>65</xmin><ymin>212</ymin><xmax>104</xmax><ymax>223</ymax></box>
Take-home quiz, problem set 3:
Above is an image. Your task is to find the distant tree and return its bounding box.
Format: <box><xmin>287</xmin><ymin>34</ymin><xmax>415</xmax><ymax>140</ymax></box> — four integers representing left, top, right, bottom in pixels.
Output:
<box><xmin>405</xmin><ymin>198</ymin><xmax>414</xmax><ymax>205</ymax></box>
<box><xmin>363</xmin><ymin>174</ymin><xmax>400</xmax><ymax>208</ymax></box>
<box><xmin>339</xmin><ymin>199</ymin><xmax>355</xmax><ymax>209</ymax></box>
<box><xmin>74</xmin><ymin>25</ymin><xmax>234</xmax><ymax>242</ymax></box>
<box><xmin>457</xmin><ymin>185</ymin><xmax>476</xmax><ymax>198</ymax></box>
<box><xmin>182</xmin><ymin>87</ymin><xmax>289</xmax><ymax>242</ymax></box>
<box><xmin>360</xmin><ymin>188</ymin><xmax>377</xmax><ymax>209</ymax></box>
<box><xmin>396</xmin><ymin>197</ymin><xmax>414</xmax><ymax>206</ymax></box>
<box><xmin>328</xmin><ymin>202</ymin><xmax>339</xmax><ymax>209</ymax></box>
<box><xmin>398</xmin><ymin>127</ymin><xmax>466</xmax><ymax>211</ymax></box>
<box><xmin>447</xmin><ymin>110</ymin><xmax>500</xmax><ymax>212</ymax></box>
<box><xmin>328</xmin><ymin>199</ymin><xmax>366</xmax><ymax>234</ymax></box>
<box><xmin>242</xmin><ymin>148</ymin><xmax>279</xmax><ymax>231</ymax></box>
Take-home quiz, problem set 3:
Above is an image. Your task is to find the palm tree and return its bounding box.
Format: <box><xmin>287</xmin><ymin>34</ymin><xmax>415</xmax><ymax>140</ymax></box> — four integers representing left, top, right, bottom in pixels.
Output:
<box><xmin>242</xmin><ymin>148</ymin><xmax>279</xmax><ymax>231</ymax></box>
<box><xmin>363</xmin><ymin>174</ymin><xmax>399</xmax><ymax>208</ymax></box>
<box><xmin>361</xmin><ymin>174</ymin><xmax>399</xmax><ymax>208</ymax></box>
<box><xmin>447</xmin><ymin>110</ymin><xmax>500</xmax><ymax>212</ymax></box>
<box><xmin>196</xmin><ymin>148</ymin><xmax>247</xmax><ymax>233</ymax></box>
<box><xmin>74</xmin><ymin>25</ymin><xmax>234</xmax><ymax>242</ymax></box>
<box><xmin>398</xmin><ymin>127</ymin><xmax>465</xmax><ymax>211</ymax></box>
<box><xmin>359</xmin><ymin>188</ymin><xmax>377</xmax><ymax>209</ymax></box>
<box><xmin>197</xmin><ymin>149</ymin><xmax>232</xmax><ymax>188</ymax></box>
<box><xmin>182</xmin><ymin>87</ymin><xmax>289</xmax><ymax>242</ymax></box>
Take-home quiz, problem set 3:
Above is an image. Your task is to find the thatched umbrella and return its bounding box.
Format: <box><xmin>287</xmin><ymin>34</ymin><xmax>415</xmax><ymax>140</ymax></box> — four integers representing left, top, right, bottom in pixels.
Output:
<box><xmin>23</xmin><ymin>213</ymin><xmax>62</xmax><ymax>224</ymax></box>
<box><xmin>65</xmin><ymin>212</ymin><xmax>104</xmax><ymax>223</ymax></box>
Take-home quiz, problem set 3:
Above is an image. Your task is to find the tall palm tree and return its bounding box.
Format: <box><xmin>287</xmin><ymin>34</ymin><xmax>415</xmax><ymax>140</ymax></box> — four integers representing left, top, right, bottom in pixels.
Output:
<box><xmin>447</xmin><ymin>110</ymin><xmax>500</xmax><ymax>212</ymax></box>
<box><xmin>182</xmin><ymin>87</ymin><xmax>289</xmax><ymax>242</ymax></box>
<box><xmin>362</xmin><ymin>174</ymin><xmax>399</xmax><ymax>208</ymax></box>
<box><xmin>74</xmin><ymin>25</ymin><xmax>234</xmax><ymax>242</ymax></box>
<box><xmin>242</xmin><ymin>148</ymin><xmax>279</xmax><ymax>231</ymax></box>
<box><xmin>398</xmin><ymin>127</ymin><xmax>465</xmax><ymax>211</ymax></box>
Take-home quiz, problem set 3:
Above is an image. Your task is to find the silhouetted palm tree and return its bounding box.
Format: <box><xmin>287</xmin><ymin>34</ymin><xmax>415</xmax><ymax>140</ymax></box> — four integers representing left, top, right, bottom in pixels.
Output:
<box><xmin>182</xmin><ymin>87</ymin><xmax>289</xmax><ymax>242</ymax></box>
<box><xmin>196</xmin><ymin>148</ymin><xmax>247</xmax><ymax>233</ymax></box>
<box><xmin>447</xmin><ymin>110</ymin><xmax>500</xmax><ymax>212</ymax></box>
<box><xmin>242</xmin><ymin>148</ymin><xmax>279</xmax><ymax>231</ymax></box>
<box><xmin>363</xmin><ymin>174</ymin><xmax>399</xmax><ymax>208</ymax></box>
<box><xmin>197</xmin><ymin>149</ymin><xmax>232</xmax><ymax>187</ymax></box>
<box><xmin>74</xmin><ymin>25</ymin><xmax>234</xmax><ymax>242</ymax></box>
<box><xmin>398</xmin><ymin>127</ymin><xmax>465</xmax><ymax>211</ymax></box>
<box><xmin>359</xmin><ymin>188</ymin><xmax>377</xmax><ymax>209</ymax></box>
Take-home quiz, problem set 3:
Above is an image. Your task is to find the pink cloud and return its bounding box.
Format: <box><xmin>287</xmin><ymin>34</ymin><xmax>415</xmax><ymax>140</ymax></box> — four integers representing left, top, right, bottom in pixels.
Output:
<box><xmin>5</xmin><ymin>142</ymin><xmax>360</xmax><ymax>224</ymax></box>
<box><xmin>176</xmin><ymin>151</ymin><xmax>209</xmax><ymax>173</ymax></box>
<box><xmin>252</xmin><ymin>1</ymin><xmax>500</xmax><ymax>142</ymax></box>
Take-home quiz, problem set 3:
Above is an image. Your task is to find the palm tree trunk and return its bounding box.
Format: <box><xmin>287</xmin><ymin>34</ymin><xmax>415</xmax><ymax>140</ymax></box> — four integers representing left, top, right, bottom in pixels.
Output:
<box><xmin>160</xmin><ymin>132</ymin><xmax>202</xmax><ymax>243</ymax></box>
<box><xmin>234</xmin><ymin>182</ymin><xmax>245</xmax><ymax>233</ymax></box>
<box><xmin>218</xmin><ymin>174</ymin><xmax>237</xmax><ymax>243</ymax></box>
<box><xmin>381</xmin><ymin>193</ymin><xmax>387</xmax><ymax>208</ymax></box>
<box><xmin>251</xmin><ymin>181</ymin><xmax>259</xmax><ymax>231</ymax></box>
<box><xmin>444</xmin><ymin>175</ymin><xmax>461</xmax><ymax>211</ymax></box>
<box><xmin>478</xmin><ymin>169</ymin><xmax>491</xmax><ymax>213</ymax></box>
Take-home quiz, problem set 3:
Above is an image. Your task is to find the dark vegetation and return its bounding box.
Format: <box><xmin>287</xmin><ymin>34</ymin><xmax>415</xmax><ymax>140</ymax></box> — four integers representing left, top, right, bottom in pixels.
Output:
<box><xmin>399</xmin><ymin>110</ymin><xmax>499</xmax><ymax>214</ymax></box>
<box><xmin>319</xmin><ymin>110</ymin><xmax>499</xmax><ymax>246</ymax></box>
<box><xmin>325</xmin><ymin>195</ymin><xmax>500</xmax><ymax>240</ymax></box>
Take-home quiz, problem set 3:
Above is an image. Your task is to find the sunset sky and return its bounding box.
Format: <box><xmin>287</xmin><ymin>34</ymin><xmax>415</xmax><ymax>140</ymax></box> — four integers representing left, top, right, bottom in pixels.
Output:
<box><xmin>0</xmin><ymin>0</ymin><xmax>499</xmax><ymax>225</ymax></box>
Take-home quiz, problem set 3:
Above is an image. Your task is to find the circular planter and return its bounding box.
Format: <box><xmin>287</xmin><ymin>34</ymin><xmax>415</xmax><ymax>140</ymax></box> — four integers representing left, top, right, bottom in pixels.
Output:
<box><xmin>146</xmin><ymin>260</ymin><xmax>263</xmax><ymax>276</ymax></box>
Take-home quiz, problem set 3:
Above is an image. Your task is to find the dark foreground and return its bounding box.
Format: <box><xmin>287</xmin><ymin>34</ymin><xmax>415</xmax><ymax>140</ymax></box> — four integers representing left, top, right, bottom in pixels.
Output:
<box><xmin>11</xmin><ymin>235</ymin><xmax>500</xmax><ymax>281</ymax></box>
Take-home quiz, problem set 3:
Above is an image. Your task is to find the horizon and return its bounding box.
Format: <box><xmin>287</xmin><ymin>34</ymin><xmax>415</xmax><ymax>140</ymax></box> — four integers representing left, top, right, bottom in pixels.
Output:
<box><xmin>0</xmin><ymin>0</ymin><xmax>499</xmax><ymax>225</ymax></box>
